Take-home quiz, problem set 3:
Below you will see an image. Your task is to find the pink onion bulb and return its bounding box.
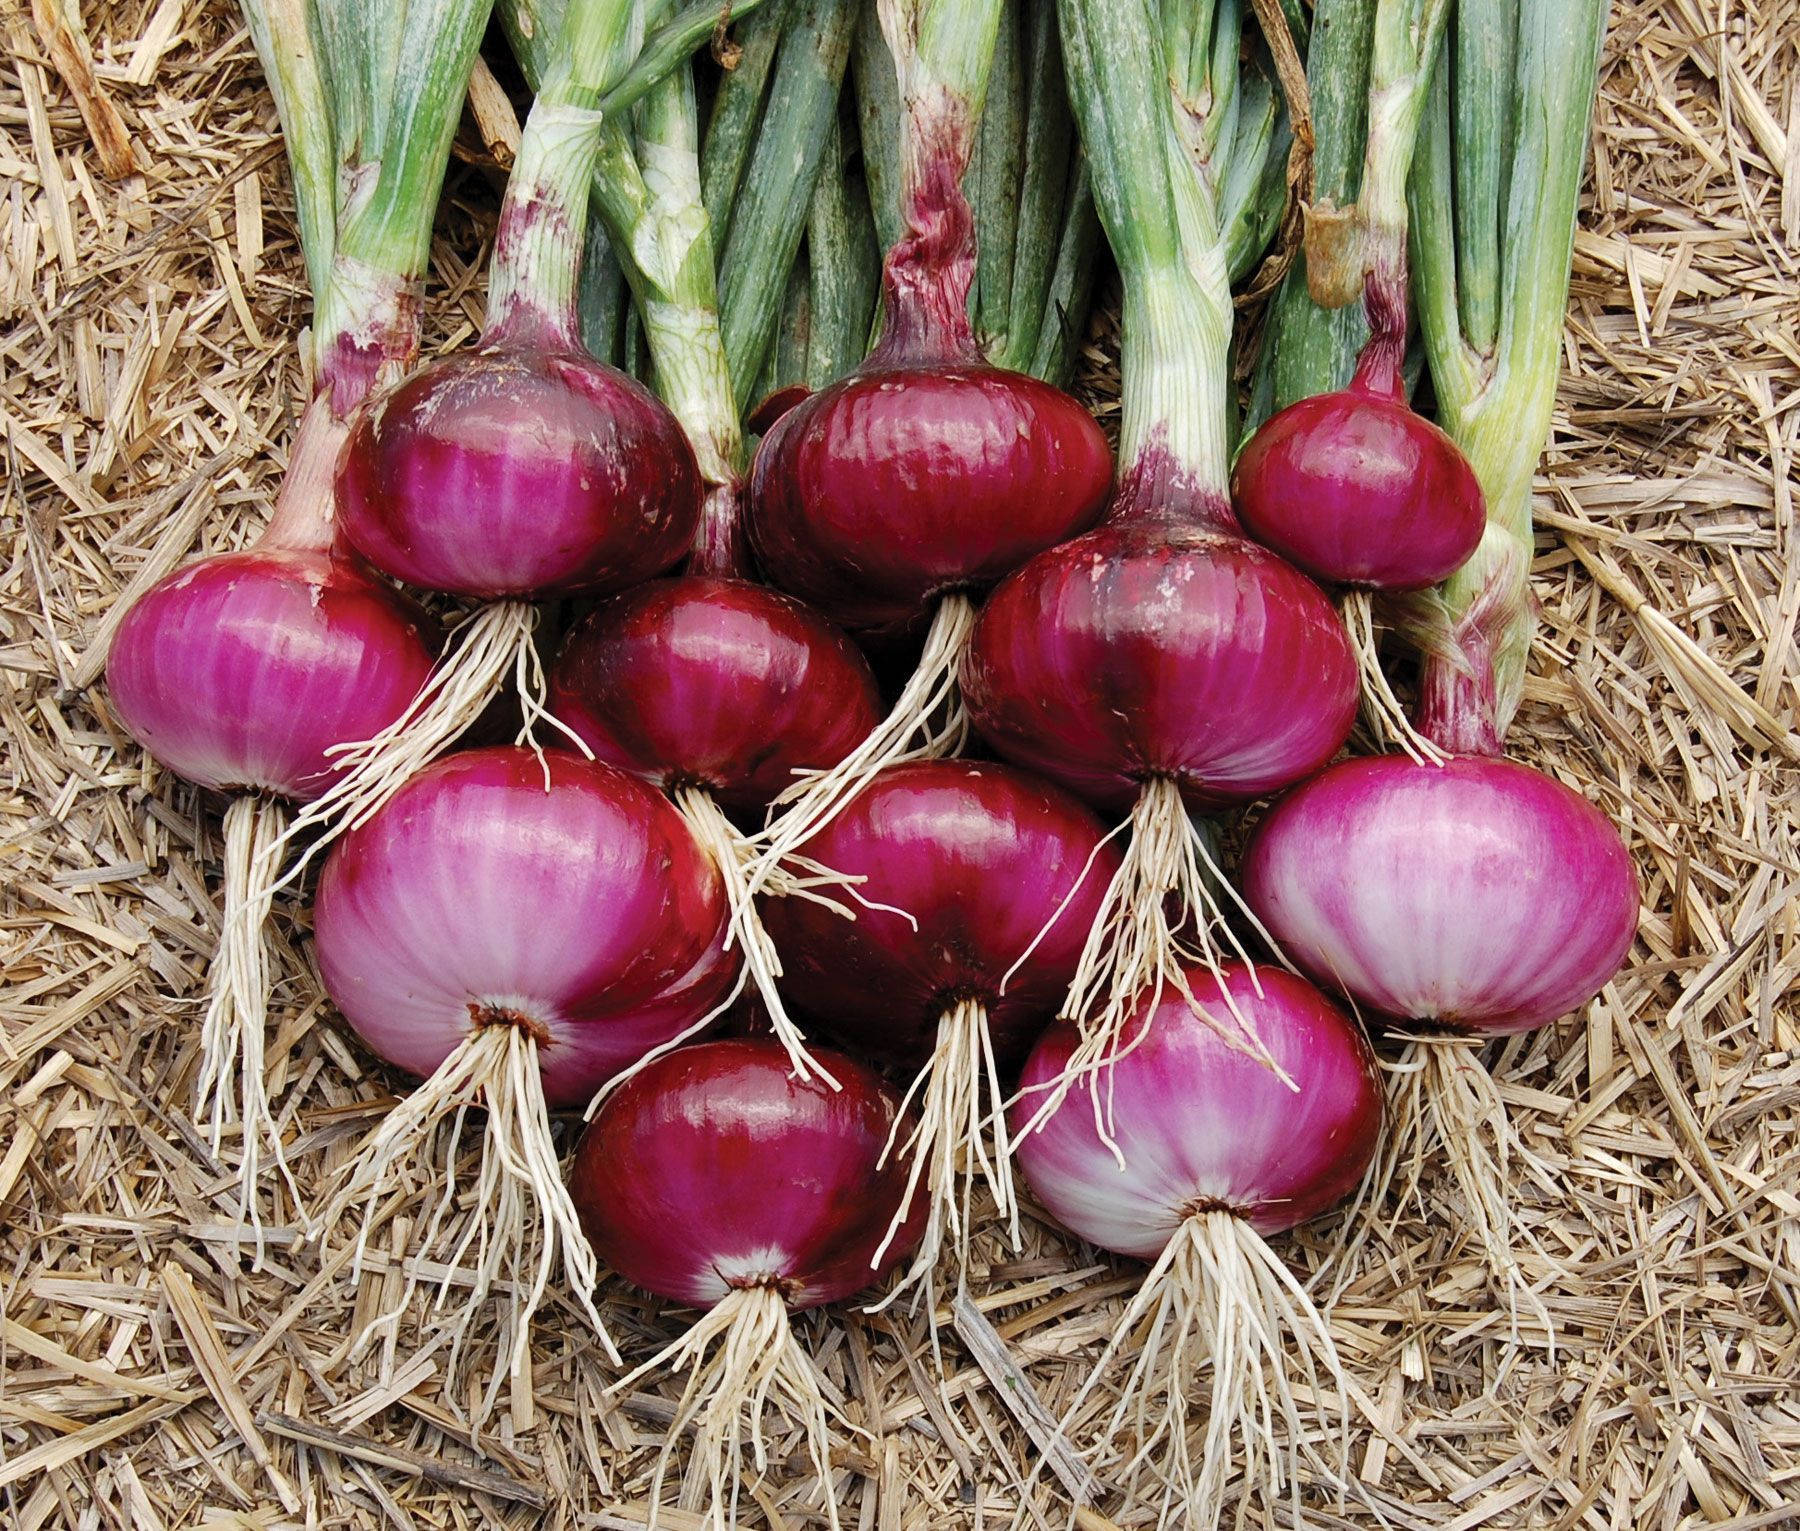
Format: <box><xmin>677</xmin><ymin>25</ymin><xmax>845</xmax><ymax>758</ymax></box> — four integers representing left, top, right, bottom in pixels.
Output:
<box><xmin>315</xmin><ymin>745</ymin><xmax>737</xmax><ymax>1101</ymax></box>
<box><xmin>1012</xmin><ymin>962</ymin><xmax>1381</xmax><ymax>1529</ymax></box>
<box><xmin>1241</xmin><ymin>753</ymin><xmax>1638</xmax><ymax>1036</ymax></box>
<box><xmin>108</xmin><ymin>548</ymin><xmax>440</xmax><ymax>801</ymax></box>
<box><xmin>572</xmin><ymin>1038</ymin><xmax>923</xmax><ymax>1527</ymax></box>
<box><xmin>337</xmin><ymin>345</ymin><xmax>702</xmax><ymax>600</ymax></box>
<box><xmin>761</xmin><ymin>759</ymin><xmax>1120</xmax><ymax>1295</ymax></box>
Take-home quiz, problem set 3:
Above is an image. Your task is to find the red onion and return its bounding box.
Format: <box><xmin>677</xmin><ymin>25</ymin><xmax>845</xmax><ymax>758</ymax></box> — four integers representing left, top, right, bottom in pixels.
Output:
<box><xmin>759</xmin><ymin>759</ymin><xmax>1119</xmax><ymax>1297</ymax></box>
<box><xmin>1242</xmin><ymin>751</ymin><xmax>1636</xmax><ymax>1305</ymax></box>
<box><xmin>312</xmin><ymin>744</ymin><xmax>737</xmax><ymax>1412</ymax></box>
<box><xmin>1231</xmin><ymin>346</ymin><xmax>1484</xmax><ymax>594</ymax></box>
<box><xmin>282</xmin><ymin>59</ymin><xmax>707</xmax><ymax>867</ymax></box>
<box><xmin>573</xmin><ymin>1038</ymin><xmax>922</xmax><ymax>1528</ymax></box>
<box><xmin>957</xmin><ymin>3</ymin><xmax>1358</xmax><ymax>1078</ymax></box>
<box><xmin>743</xmin><ymin>0</ymin><xmax>1112</xmax><ymax>887</ymax></box>
<box><xmin>1012</xmin><ymin>962</ymin><xmax>1381</xmax><ymax>1530</ymax></box>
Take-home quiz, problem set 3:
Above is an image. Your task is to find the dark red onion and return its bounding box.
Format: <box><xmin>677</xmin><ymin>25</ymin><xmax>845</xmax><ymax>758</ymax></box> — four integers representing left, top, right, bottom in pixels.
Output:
<box><xmin>1241</xmin><ymin>753</ymin><xmax>1638</xmax><ymax>1036</ymax></box>
<box><xmin>1012</xmin><ymin>961</ymin><xmax>1381</xmax><ymax>1529</ymax></box>
<box><xmin>1231</xmin><ymin>351</ymin><xmax>1484</xmax><ymax>592</ymax></box>
<box><xmin>572</xmin><ymin>1038</ymin><xmax>922</xmax><ymax>1527</ymax></box>
<box><xmin>760</xmin><ymin>759</ymin><xmax>1121</xmax><ymax>1292</ymax></box>
<box><xmin>337</xmin><ymin>342</ymin><xmax>702</xmax><ymax>600</ymax></box>
<box><xmin>548</xmin><ymin>575</ymin><xmax>882</xmax><ymax>817</ymax></box>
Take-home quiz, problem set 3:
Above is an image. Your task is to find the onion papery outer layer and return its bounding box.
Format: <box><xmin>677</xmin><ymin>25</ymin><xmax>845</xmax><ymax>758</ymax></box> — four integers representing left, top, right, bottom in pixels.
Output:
<box><xmin>314</xmin><ymin>745</ymin><xmax>738</xmax><ymax>1106</ymax></box>
<box><xmin>1012</xmin><ymin>964</ymin><xmax>1383</xmax><ymax>1258</ymax></box>
<box><xmin>337</xmin><ymin>343</ymin><xmax>702</xmax><ymax>600</ymax></box>
<box><xmin>1240</xmin><ymin>754</ymin><xmax>1638</xmax><ymax>1036</ymax></box>
<box><xmin>572</xmin><ymin>1038</ymin><xmax>925</xmax><ymax>1311</ymax></box>
<box><xmin>962</xmin><ymin>518</ymin><xmax>1359</xmax><ymax>814</ymax></box>
<box><xmin>759</xmin><ymin>760</ymin><xmax>1120</xmax><ymax>1068</ymax></box>
<box><xmin>746</xmin><ymin>360</ymin><xmax>1113</xmax><ymax>636</ymax></box>
<box><xmin>1231</xmin><ymin>382</ymin><xmax>1485</xmax><ymax>592</ymax></box>
<box><xmin>107</xmin><ymin>548</ymin><xmax>441</xmax><ymax>801</ymax></box>
<box><xmin>547</xmin><ymin>576</ymin><xmax>884</xmax><ymax>813</ymax></box>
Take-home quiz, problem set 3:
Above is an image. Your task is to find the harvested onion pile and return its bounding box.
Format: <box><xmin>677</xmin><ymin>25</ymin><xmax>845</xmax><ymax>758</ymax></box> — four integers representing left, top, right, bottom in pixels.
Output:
<box><xmin>105</xmin><ymin>0</ymin><xmax>1628</xmax><ymax>1523</ymax></box>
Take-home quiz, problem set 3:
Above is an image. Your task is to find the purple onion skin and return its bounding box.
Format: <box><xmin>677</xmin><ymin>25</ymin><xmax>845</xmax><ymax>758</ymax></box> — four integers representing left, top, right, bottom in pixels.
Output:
<box><xmin>1012</xmin><ymin>964</ymin><xmax>1382</xmax><ymax>1259</ymax></box>
<box><xmin>962</xmin><ymin>519</ymin><xmax>1360</xmax><ymax>815</ymax></box>
<box><xmin>747</xmin><ymin>363</ymin><xmax>1114</xmax><ymax>634</ymax></box>
<box><xmin>107</xmin><ymin>549</ymin><xmax>440</xmax><ymax>801</ymax></box>
<box><xmin>337</xmin><ymin>346</ymin><xmax>702</xmax><ymax>599</ymax></box>
<box><xmin>1231</xmin><ymin>388</ymin><xmax>1485</xmax><ymax>591</ymax></box>
<box><xmin>1241</xmin><ymin>754</ymin><xmax>1639</xmax><ymax>1036</ymax></box>
<box><xmin>571</xmin><ymin>1038</ymin><xmax>926</xmax><ymax>1310</ymax></box>
<box><xmin>760</xmin><ymin>761</ymin><xmax>1121</xmax><ymax>1068</ymax></box>
<box><xmin>314</xmin><ymin>746</ymin><xmax>738</xmax><ymax>1107</ymax></box>
<box><xmin>547</xmin><ymin>577</ymin><xmax>884</xmax><ymax>814</ymax></box>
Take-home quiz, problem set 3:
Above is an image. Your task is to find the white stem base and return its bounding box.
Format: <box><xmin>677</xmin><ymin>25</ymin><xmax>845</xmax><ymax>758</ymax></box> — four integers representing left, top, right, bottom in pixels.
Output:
<box><xmin>1385</xmin><ymin>1037</ymin><xmax>1560</xmax><ymax>1348</ymax></box>
<box><xmin>1063</xmin><ymin>1212</ymin><xmax>1351</xmax><ymax>1531</ymax></box>
<box><xmin>1038</xmin><ymin>779</ymin><xmax>1289</xmax><ymax>1146</ymax></box>
<box><xmin>868</xmin><ymin>999</ymin><xmax>1017</xmax><ymax>1312</ymax></box>
<box><xmin>614</xmin><ymin>1285</ymin><xmax>841</xmax><ymax>1531</ymax></box>
<box><xmin>265</xmin><ymin>600</ymin><xmax>574</xmax><ymax>899</ymax></box>
<box><xmin>745</xmin><ymin>594</ymin><xmax>975</xmax><ymax>899</ymax></box>
<box><xmin>320</xmin><ymin>1023</ymin><xmax>614</xmax><ymax>1426</ymax></box>
<box><xmin>1344</xmin><ymin>589</ymin><xmax>1446</xmax><ymax>766</ymax></box>
<box><xmin>196</xmin><ymin>795</ymin><xmax>294</xmax><ymax>1244</ymax></box>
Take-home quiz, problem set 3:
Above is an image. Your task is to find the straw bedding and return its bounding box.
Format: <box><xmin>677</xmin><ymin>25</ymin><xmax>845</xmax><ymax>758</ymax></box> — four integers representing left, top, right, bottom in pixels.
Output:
<box><xmin>2</xmin><ymin>0</ymin><xmax>1796</xmax><ymax>1524</ymax></box>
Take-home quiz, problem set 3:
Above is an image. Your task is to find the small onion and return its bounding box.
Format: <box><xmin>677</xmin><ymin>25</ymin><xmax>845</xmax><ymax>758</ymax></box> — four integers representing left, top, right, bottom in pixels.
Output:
<box><xmin>1012</xmin><ymin>963</ymin><xmax>1381</xmax><ymax>1531</ymax></box>
<box><xmin>573</xmin><ymin>1038</ymin><xmax>923</xmax><ymax>1527</ymax></box>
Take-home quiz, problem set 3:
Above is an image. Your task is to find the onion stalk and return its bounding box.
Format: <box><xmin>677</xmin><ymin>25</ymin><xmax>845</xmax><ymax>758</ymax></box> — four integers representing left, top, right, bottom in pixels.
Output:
<box><xmin>963</xmin><ymin>0</ymin><xmax>1355</xmax><ymax>1098</ymax></box>
<box><xmin>746</xmin><ymin>0</ymin><xmax>1113</xmax><ymax>898</ymax></box>
<box><xmin>274</xmin><ymin>0</ymin><xmax>706</xmax><ymax>867</ymax></box>
<box><xmin>105</xmin><ymin>0</ymin><xmax>488</xmax><ymax>1235</ymax></box>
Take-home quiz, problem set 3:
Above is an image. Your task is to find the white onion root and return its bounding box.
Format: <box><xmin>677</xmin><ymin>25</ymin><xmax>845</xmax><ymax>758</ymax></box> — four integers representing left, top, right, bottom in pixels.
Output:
<box><xmin>1045</xmin><ymin>778</ymin><xmax>1288</xmax><ymax>1145</ymax></box>
<box><xmin>196</xmin><ymin>794</ymin><xmax>295</xmax><ymax>1244</ymax></box>
<box><xmin>745</xmin><ymin>593</ymin><xmax>975</xmax><ymax>900</ymax></box>
<box><xmin>261</xmin><ymin>599</ymin><xmax>566</xmax><ymax>901</ymax></box>
<box><xmin>1388</xmin><ymin>1035</ymin><xmax>1560</xmax><ymax>1348</ymax></box>
<box><xmin>1343</xmin><ymin>589</ymin><xmax>1447</xmax><ymax>767</ymax></box>
<box><xmin>614</xmin><ymin>1284</ymin><xmax>842</xmax><ymax>1531</ymax></box>
<box><xmin>320</xmin><ymin>1021</ymin><xmax>614</xmax><ymax>1424</ymax></box>
<box><xmin>672</xmin><ymin>785</ymin><xmax>846</xmax><ymax>1089</ymax></box>
<box><xmin>1060</xmin><ymin>1211</ymin><xmax>1350</xmax><ymax>1531</ymax></box>
<box><xmin>868</xmin><ymin>998</ymin><xmax>1018</xmax><ymax>1312</ymax></box>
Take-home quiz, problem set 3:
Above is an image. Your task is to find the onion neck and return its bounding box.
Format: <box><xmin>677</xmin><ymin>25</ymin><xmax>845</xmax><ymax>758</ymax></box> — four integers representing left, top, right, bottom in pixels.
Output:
<box><xmin>1059</xmin><ymin>0</ymin><xmax>1236</xmax><ymax>535</ymax></box>
<box><xmin>869</xmin><ymin>0</ymin><xmax>1004</xmax><ymax>365</ymax></box>
<box><xmin>258</xmin><ymin>394</ymin><xmax>353</xmax><ymax>555</ymax></box>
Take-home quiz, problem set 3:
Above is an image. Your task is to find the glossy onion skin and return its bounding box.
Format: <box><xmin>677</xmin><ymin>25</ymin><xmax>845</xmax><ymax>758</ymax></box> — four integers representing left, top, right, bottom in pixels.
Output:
<box><xmin>571</xmin><ymin>1038</ymin><xmax>926</xmax><ymax>1310</ymax></box>
<box><xmin>314</xmin><ymin>746</ymin><xmax>737</xmax><ymax>1107</ymax></box>
<box><xmin>962</xmin><ymin>520</ymin><xmax>1360</xmax><ymax>815</ymax></box>
<box><xmin>1241</xmin><ymin>754</ymin><xmax>1639</xmax><ymax>1036</ymax></box>
<box><xmin>760</xmin><ymin>761</ymin><xmax>1119</xmax><ymax>1068</ymax></box>
<box><xmin>338</xmin><ymin>346</ymin><xmax>702</xmax><ymax>599</ymax></box>
<box><xmin>747</xmin><ymin>361</ymin><xmax>1114</xmax><ymax>634</ymax></box>
<box><xmin>107</xmin><ymin>549</ymin><xmax>440</xmax><ymax>801</ymax></box>
<box><xmin>1012</xmin><ymin>964</ymin><xmax>1383</xmax><ymax>1259</ymax></box>
<box><xmin>547</xmin><ymin>577</ymin><xmax>884</xmax><ymax>813</ymax></box>
<box><xmin>1231</xmin><ymin>389</ymin><xmax>1485</xmax><ymax>590</ymax></box>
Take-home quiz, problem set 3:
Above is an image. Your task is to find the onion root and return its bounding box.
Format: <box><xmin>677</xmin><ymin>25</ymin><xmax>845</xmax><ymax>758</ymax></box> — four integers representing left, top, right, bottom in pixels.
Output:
<box><xmin>1343</xmin><ymin>589</ymin><xmax>1446</xmax><ymax>767</ymax></box>
<box><xmin>869</xmin><ymin>998</ymin><xmax>1017</xmax><ymax>1311</ymax></box>
<box><xmin>614</xmin><ymin>1284</ymin><xmax>843</xmax><ymax>1531</ymax></box>
<box><xmin>197</xmin><ymin>794</ymin><xmax>295</xmax><ymax>1246</ymax></box>
<box><xmin>320</xmin><ymin>1021</ymin><xmax>614</xmax><ymax>1424</ymax></box>
<box><xmin>1061</xmin><ymin>1211</ymin><xmax>1350</xmax><ymax>1531</ymax></box>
